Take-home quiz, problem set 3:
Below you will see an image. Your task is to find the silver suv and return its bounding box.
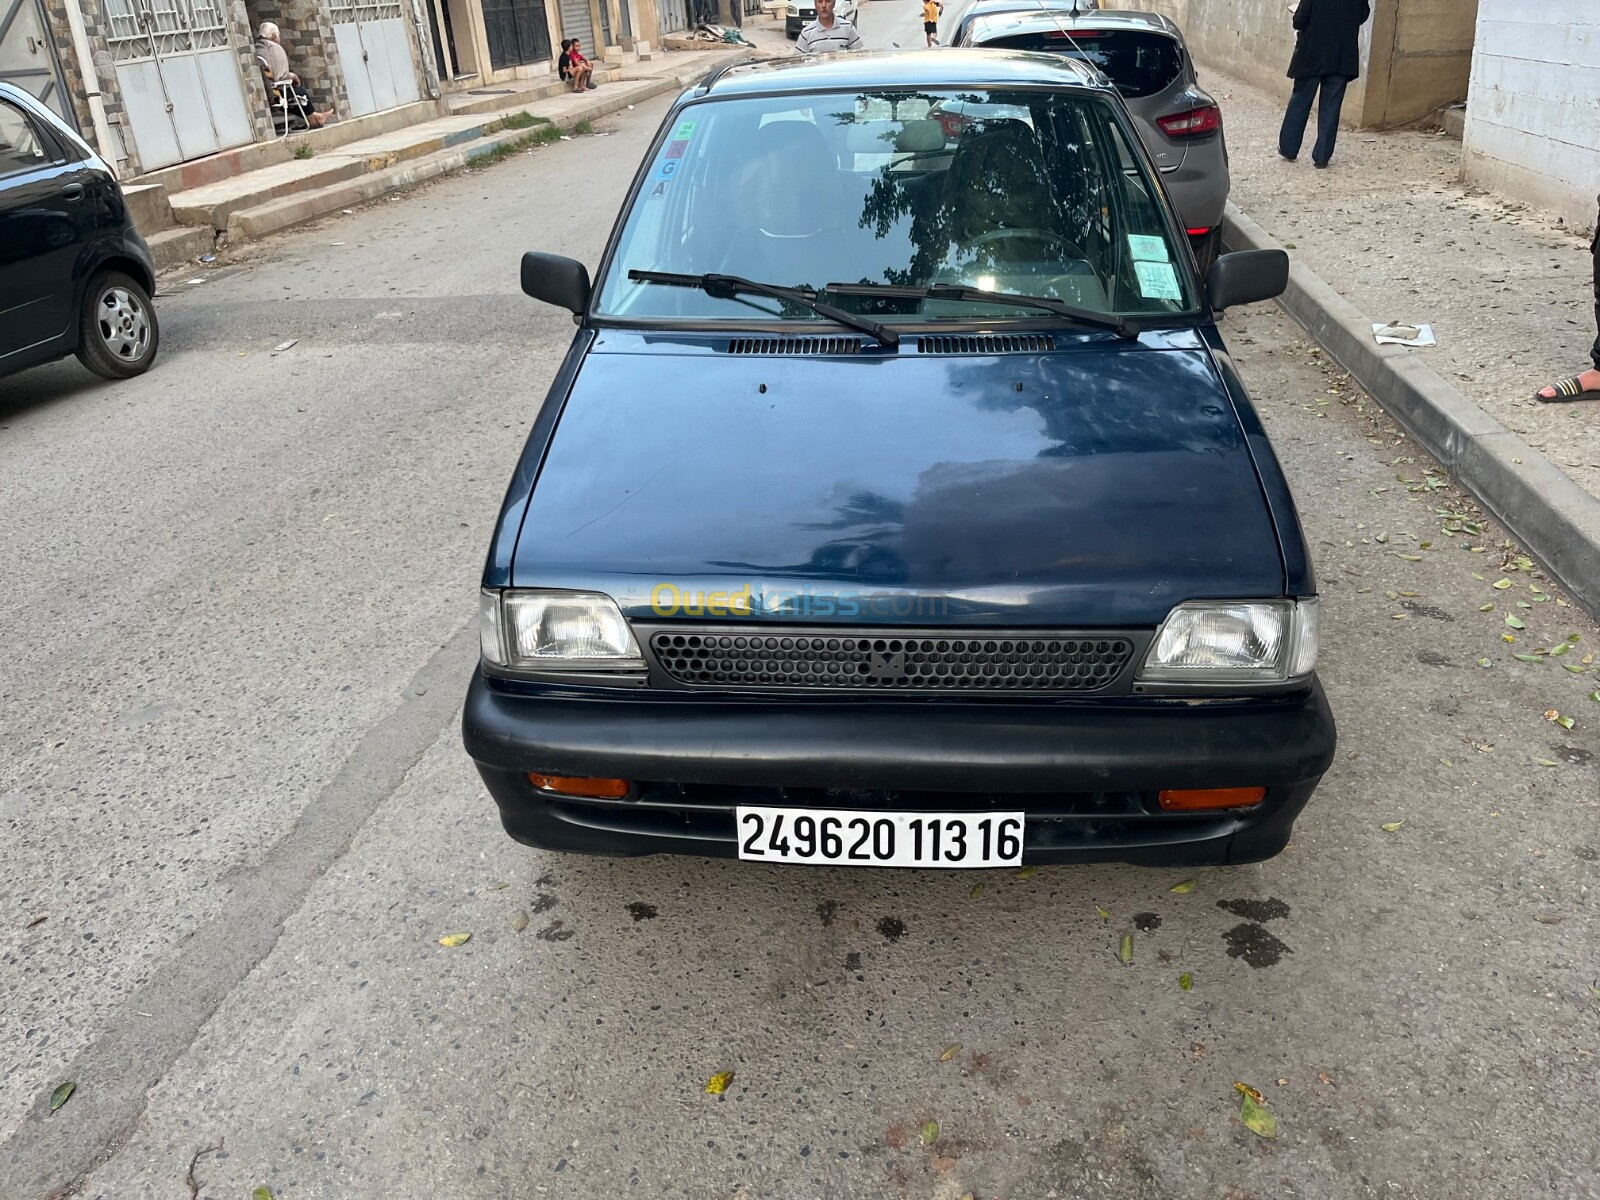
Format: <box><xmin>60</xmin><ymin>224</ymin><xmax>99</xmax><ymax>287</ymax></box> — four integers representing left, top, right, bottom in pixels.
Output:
<box><xmin>958</xmin><ymin>8</ymin><xmax>1229</xmax><ymax>271</ymax></box>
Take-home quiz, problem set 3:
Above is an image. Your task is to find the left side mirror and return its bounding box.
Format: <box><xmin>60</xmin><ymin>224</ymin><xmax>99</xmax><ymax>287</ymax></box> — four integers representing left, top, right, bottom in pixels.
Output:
<box><xmin>1206</xmin><ymin>249</ymin><xmax>1289</xmax><ymax>313</ymax></box>
<box><xmin>521</xmin><ymin>251</ymin><xmax>591</xmax><ymax>314</ymax></box>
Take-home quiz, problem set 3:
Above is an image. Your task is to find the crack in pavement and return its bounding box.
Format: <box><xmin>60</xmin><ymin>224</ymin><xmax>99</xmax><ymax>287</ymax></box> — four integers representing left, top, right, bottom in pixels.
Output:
<box><xmin>0</xmin><ymin>621</ymin><xmax>477</xmax><ymax>1198</ymax></box>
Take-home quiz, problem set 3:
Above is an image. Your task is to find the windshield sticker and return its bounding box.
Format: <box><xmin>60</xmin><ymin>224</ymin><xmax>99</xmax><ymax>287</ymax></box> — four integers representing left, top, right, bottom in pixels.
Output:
<box><xmin>664</xmin><ymin>138</ymin><xmax>690</xmax><ymax>159</ymax></box>
<box><xmin>672</xmin><ymin>119</ymin><xmax>696</xmax><ymax>140</ymax></box>
<box><xmin>654</xmin><ymin>156</ymin><xmax>681</xmax><ymax>182</ymax></box>
<box><xmin>1127</xmin><ymin>234</ymin><xmax>1169</xmax><ymax>263</ymax></box>
<box><xmin>648</xmin><ymin>180</ymin><xmax>669</xmax><ymax>198</ymax></box>
<box><xmin>1135</xmin><ymin>259</ymin><xmax>1182</xmax><ymax>301</ymax></box>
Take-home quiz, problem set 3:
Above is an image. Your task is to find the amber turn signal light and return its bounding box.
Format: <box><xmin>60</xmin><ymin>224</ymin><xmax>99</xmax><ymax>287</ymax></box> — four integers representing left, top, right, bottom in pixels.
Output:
<box><xmin>528</xmin><ymin>773</ymin><xmax>630</xmax><ymax>799</ymax></box>
<box><xmin>1158</xmin><ymin>787</ymin><xmax>1266</xmax><ymax>812</ymax></box>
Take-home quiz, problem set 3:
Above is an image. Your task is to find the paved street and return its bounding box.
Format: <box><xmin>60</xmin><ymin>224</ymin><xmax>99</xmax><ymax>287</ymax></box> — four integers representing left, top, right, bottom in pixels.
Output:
<box><xmin>3</xmin><ymin>10</ymin><xmax>1599</xmax><ymax>1198</ymax></box>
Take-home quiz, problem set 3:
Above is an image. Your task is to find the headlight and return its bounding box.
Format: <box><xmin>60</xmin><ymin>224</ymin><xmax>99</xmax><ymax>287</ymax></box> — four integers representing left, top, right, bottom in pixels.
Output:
<box><xmin>480</xmin><ymin>589</ymin><xmax>642</xmax><ymax>670</ymax></box>
<box><xmin>1138</xmin><ymin>599</ymin><xmax>1318</xmax><ymax>683</ymax></box>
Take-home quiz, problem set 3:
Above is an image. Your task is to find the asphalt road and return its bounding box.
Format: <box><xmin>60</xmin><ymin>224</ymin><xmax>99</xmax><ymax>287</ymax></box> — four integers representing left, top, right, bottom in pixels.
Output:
<box><xmin>3</xmin><ymin>21</ymin><xmax>1599</xmax><ymax>1200</ymax></box>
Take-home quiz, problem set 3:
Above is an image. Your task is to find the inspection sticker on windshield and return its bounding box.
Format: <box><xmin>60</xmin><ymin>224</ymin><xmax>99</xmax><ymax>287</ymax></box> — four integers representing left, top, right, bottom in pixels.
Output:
<box><xmin>1127</xmin><ymin>233</ymin><xmax>1169</xmax><ymax>262</ymax></box>
<box><xmin>1135</xmin><ymin>259</ymin><xmax>1181</xmax><ymax>300</ymax></box>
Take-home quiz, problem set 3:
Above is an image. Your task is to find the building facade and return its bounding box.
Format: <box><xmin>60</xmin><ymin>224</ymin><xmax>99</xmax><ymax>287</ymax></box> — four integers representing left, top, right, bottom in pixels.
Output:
<box><xmin>1107</xmin><ymin>0</ymin><xmax>1482</xmax><ymax>130</ymax></box>
<box><xmin>0</xmin><ymin>0</ymin><xmax>436</xmax><ymax>175</ymax></box>
<box><xmin>1460</xmin><ymin>0</ymin><xmax>1598</xmax><ymax>235</ymax></box>
<box><xmin>2</xmin><ymin>0</ymin><xmax>671</xmax><ymax>178</ymax></box>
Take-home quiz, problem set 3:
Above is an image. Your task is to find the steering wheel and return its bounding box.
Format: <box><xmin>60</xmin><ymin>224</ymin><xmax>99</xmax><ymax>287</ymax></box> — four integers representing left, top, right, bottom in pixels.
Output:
<box><xmin>961</xmin><ymin>228</ymin><xmax>1085</xmax><ymax>260</ymax></box>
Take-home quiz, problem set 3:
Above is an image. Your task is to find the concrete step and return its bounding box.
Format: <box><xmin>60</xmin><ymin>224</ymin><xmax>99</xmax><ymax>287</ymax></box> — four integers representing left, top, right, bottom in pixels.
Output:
<box><xmin>167</xmin><ymin>94</ymin><xmax>619</xmax><ymax>232</ymax></box>
<box><xmin>445</xmin><ymin>66</ymin><xmax>622</xmax><ymax>117</ymax></box>
<box><xmin>122</xmin><ymin>182</ymin><xmax>175</xmax><ymax>235</ymax></box>
<box><xmin>147</xmin><ymin>225</ymin><xmax>215</xmax><ymax>273</ymax></box>
<box><xmin>221</xmin><ymin>77</ymin><xmax>679</xmax><ymax>246</ymax></box>
<box><xmin>133</xmin><ymin>99</ymin><xmax>442</xmax><ymax>195</ymax></box>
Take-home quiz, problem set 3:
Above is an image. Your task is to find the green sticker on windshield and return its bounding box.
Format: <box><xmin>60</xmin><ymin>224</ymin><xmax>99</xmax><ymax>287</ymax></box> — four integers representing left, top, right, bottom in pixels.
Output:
<box><xmin>1128</xmin><ymin>234</ymin><xmax>1169</xmax><ymax>263</ymax></box>
<box><xmin>1135</xmin><ymin>259</ymin><xmax>1181</xmax><ymax>301</ymax></box>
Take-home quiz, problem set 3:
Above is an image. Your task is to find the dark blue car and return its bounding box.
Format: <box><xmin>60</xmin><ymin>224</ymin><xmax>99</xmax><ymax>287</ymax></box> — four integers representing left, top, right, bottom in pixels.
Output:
<box><xmin>462</xmin><ymin>51</ymin><xmax>1335</xmax><ymax>869</ymax></box>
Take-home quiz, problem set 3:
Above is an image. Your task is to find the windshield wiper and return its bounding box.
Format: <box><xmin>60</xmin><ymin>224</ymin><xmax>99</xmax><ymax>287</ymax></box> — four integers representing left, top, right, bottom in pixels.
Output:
<box><xmin>627</xmin><ymin>270</ymin><xmax>899</xmax><ymax>349</ymax></box>
<box><xmin>821</xmin><ymin>281</ymin><xmax>1138</xmax><ymax>339</ymax></box>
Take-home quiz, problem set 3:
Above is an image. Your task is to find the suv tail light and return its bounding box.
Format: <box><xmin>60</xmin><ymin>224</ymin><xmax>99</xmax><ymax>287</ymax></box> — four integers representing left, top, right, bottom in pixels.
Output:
<box><xmin>1157</xmin><ymin>105</ymin><xmax>1221</xmax><ymax>138</ymax></box>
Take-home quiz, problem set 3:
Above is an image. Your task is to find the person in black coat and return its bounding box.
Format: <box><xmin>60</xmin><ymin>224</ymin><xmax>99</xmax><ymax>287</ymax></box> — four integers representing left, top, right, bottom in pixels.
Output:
<box><xmin>1278</xmin><ymin>0</ymin><xmax>1371</xmax><ymax>168</ymax></box>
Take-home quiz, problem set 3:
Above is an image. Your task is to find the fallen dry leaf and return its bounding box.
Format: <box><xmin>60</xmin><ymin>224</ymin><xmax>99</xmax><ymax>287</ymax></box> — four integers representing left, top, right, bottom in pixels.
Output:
<box><xmin>1318</xmin><ymin>1072</ymin><xmax>1333</xmax><ymax>1086</ymax></box>
<box><xmin>919</xmin><ymin>1119</ymin><xmax>940</xmax><ymax>1145</ymax></box>
<box><xmin>939</xmin><ymin>1043</ymin><xmax>962</xmax><ymax>1062</ymax></box>
<box><xmin>252</xmin><ymin>1188</ymin><xmax>275</xmax><ymax>1200</ymax></box>
<box><xmin>705</xmin><ymin>1070</ymin><xmax>735</xmax><ymax>1095</ymax></box>
<box><xmin>969</xmin><ymin>883</ymin><xmax>984</xmax><ymax>899</ymax></box>
<box><xmin>1178</xmin><ymin>972</ymin><xmax>1193</xmax><ymax>991</ymax></box>
<box><xmin>510</xmin><ymin>910</ymin><xmax>529</xmax><ymax>932</ymax></box>
<box><xmin>1240</xmin><ymin>1093</ymin><xmax>1277</xmax><ymax>1139</ymax></box>
<box><xmin>1381</xmin><ymin>821</ymin><xmax>1404</xmax><ymax>833</ymax></box>
<box><xmin>1016</xmin><ymin>865</ymin><xmax>1037</xmax><ymax>879</ymax></box>
<box><xmin>1119</xmin><ymin>933</ymin><xmax>1133</xmax><ymax>965</ymax></box>
<box><xmin>48</xmin><ymin>1081</ymin><xmax>74</xmax><ymax>1113</ymax></box>
<box><xmin>1232</xmin><ymin>1081</ymin><xmax>1264</xmax><ymax>1104</ymax></box>
<box><xmin>1169</xmin><ymin>879</ymin><xmax>1196</xmax><ymax>894</ymax></box>
<box><xmin>1534</xmin><ymin>914</ymin><xmax>1562</xmax><ymax>925</ymax></box>
<box><xmin>438</xmin><ymin>932</ymin><xmax>471</xmax><ymax>947</ymax></box>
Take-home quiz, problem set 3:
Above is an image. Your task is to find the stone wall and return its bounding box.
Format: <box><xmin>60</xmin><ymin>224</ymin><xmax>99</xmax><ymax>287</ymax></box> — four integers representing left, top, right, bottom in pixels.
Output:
<box><xmin>243</xmin><ymin>0</ymin><xmax>352</xmax><ymax>113</ymax></box>
<box><xmin>1461</xmin><ymin>0</ymin><xmax>1599</xmax><ymax>235</ymax></box>
<box><xmin>1362</xmin><ymin>0</ymin><xmax>1478</xmax><ymax>127</ymax></box>
<box><xmin>1107</xmin><ymin>0</ymin><xmax>1488</xmax><ymax>130</ymax></box>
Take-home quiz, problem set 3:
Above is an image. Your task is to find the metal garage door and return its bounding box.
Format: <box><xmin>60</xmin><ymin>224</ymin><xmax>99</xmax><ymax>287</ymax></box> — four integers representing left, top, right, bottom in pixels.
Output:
<box><xmin>0</xmin><ymin>0</ymin><xmax>74</xmax><ymax>122</ymax></box>
<box><xmin>655</xmin><ymin>0</ymin><xmax>686</xmax><ymax>34</ymax></box>
<box><xmin>558</xmin><ymin>0</ymin><xmax>593</xmax><ymax>51</ymax></box>
<box><xmin>329</xmin><ymin>0</ymin><xmax>422</xmax><ymax>117</ymax></box>
<box><xmin>103</xmin><ymin>0</ymin><xmax>254</xmax><ymax>170</ymax></box>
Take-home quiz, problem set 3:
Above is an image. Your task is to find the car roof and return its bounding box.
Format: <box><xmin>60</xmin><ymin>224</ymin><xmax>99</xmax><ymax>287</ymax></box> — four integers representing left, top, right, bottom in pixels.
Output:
<box><xmin>698</xmin><ymin>48</ymin><xmax>1112</xmax><ymax>97</ymax></box>
<box><xmin>965</xmin><ymin>7</ymin><xmax>1181</xmax><ymax>39</ymax></box>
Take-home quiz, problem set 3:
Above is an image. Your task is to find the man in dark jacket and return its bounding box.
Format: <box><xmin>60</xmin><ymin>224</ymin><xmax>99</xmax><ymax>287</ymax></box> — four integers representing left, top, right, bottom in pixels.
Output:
<box><xmin>1278</xmin><ymin>0</ymin><xmax>1371</xmax><ymax>168</ymax></box>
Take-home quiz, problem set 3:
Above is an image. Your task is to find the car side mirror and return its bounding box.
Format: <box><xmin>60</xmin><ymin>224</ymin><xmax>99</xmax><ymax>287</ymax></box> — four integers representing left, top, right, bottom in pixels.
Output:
<box><xmin>1206</xmin><ymin>249</ymin><xmax>1289</xmax><ymax>313</ymax></box>
<box><xmin>521</xmin><ymin>252</ymin><xmax>591</xmax><ymax>314</ymax></box>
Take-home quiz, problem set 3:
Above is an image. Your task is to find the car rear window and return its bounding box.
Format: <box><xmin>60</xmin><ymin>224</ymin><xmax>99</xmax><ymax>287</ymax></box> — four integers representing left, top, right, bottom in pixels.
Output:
<box><xmin>979</xmin><ymin>30</ymin><xmax>1183</xmax><ymax>99</ymax></box>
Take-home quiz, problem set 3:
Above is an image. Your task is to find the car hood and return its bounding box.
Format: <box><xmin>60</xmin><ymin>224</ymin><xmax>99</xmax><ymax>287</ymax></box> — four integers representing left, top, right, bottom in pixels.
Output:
<box><xmin>511</xmin><ymin>330</ymin><xmax>1285</xmax><ymax>627</ymax></box>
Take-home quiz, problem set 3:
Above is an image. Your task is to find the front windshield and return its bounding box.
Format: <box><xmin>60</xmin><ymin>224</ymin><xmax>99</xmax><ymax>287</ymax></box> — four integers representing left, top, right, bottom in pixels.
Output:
<box><xmin>594</xmin><ymin>87</ymin><xmax>1194</xmax><ymax>324</ymax></box>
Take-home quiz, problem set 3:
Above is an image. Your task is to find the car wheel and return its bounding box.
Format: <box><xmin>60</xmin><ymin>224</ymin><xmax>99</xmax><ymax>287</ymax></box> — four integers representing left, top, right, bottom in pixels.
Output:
<box><xmin>1189</xmin><ymin>228</ymin><xmax>1223</xmax><ymax>278</ymax></box>
<box><xmin>75</xmin><ymin>270</ymin><xmax>159</xmax><ymax>379</ymax></box>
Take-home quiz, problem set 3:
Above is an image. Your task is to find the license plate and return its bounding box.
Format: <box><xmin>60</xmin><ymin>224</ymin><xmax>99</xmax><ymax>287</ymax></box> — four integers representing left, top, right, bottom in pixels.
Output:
<box><xmin>735</xmin><ymin>806</ymin><xmax>1024</xmax><ymax>868</ymax></box>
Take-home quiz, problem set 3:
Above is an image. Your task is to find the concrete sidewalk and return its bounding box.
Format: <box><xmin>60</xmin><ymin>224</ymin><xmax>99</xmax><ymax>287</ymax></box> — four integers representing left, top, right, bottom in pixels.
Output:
<box><xmin>1204</xmin><ymin>63</ymin><xmax>1600</xmax><ymax>614</ymax></box>
<box><xmin>133</xmin><ymin>33</ymin><xmax>790</xmax><ymax>268</ymax></box>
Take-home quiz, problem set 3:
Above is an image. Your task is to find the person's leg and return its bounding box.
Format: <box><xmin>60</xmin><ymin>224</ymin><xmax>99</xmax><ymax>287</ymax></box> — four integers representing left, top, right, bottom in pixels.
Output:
<box><xmin>1591</xmin><ymin>211</ymin><xmax>1599</xmax><ymax>373</ymax></box>
<box><xmin>1278</xmin><ymin>76</ymin><xmax>1318</xmax><ymax>161</ymax></box>
<box><xmin>1312</xmin><ymin>75</ymin><xmax>1349</xmax><ymax>167</ymax></box>
<box><xmin>1535</xmin><ymin>202</ymin><xmax>1600</xmax><ymax>399</ymax></box>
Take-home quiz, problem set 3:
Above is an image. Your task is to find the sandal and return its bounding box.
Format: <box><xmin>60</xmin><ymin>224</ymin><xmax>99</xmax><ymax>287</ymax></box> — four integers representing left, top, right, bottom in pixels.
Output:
<box><xmin>1535</xmin><ymin>376</ymin><xmax>1600</xmax><ymax>403</ymax></box>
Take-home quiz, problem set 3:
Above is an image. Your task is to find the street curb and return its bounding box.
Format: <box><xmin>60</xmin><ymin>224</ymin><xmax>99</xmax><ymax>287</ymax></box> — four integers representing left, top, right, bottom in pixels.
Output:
<box><xmin>219</xmin><ymin>59</ymin><xmax>745</xmax><ymax>248</ymax></box>
<box><xmin>1222</xmin><ymin>201</ymin><xmax>1600</xmax><ymax>618</ymax></box>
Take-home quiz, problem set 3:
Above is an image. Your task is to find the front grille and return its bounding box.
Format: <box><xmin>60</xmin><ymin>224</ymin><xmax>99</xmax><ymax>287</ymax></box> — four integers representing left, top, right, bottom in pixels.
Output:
<box><xmin>917</xmin><ymin>334</ymin><xmax>1055</xmax><ymax>355</ymax></box>
<box><xmin>725</xmin><ymin>336</ymin><xmax>863</xmax><ymax>356</ymax></box>
<box><xmin>649</xmin><ymin>630</ymin><xmax>1135</xmax><ymax>692</ymax></box>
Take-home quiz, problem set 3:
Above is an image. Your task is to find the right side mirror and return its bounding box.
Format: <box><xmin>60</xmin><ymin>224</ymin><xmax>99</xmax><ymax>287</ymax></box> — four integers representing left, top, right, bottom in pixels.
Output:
<box><xmin>521</xmin><ymin>251</ymin><xmax>591</xmax><ymax>314</ymax></box>
<box><xmin>1206</xmin><ymin>249</ymin><xmax>1289</xmax><ymax>313</ymax></box>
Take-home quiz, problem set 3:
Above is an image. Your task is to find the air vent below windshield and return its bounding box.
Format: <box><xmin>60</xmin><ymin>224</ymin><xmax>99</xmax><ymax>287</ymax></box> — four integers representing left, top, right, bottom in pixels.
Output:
<box><xmin>918</xmin><ymin>334</ymin><xmax>1056</xmax><ymax>354</ymax></box>
<box><xmin>725</xmin><ymin>336</ymin><xmax>864</xmax><ymax>356</ymax></box>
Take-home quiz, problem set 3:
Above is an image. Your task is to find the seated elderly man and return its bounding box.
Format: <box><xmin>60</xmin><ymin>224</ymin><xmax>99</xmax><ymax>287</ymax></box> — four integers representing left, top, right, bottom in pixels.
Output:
<box><xmin>254</xmin><ymin>22</ymin><xmax>333</xmax><ymax>128</ymax></box>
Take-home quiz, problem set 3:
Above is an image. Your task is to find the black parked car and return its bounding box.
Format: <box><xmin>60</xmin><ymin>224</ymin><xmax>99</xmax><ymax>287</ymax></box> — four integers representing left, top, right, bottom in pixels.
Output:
<box><xmin>0</xmin><ymin>82</ymin><xmax>159</xmax><ymax>381</ymax></box>
<box><xmin>463</xmin><ymin>52</ymin><xmax>1334</xmax><ymax>870</ymax></box>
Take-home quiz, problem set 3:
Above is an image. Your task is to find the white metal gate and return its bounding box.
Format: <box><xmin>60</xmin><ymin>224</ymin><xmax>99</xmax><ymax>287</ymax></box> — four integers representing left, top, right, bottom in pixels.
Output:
<box><xmin>558</xmin><ymin>0</ymin><xmax>593</xmax><ymax>52</ymax></box>
<box><xmin>328</xmin><ymin>0</ymin><xmax>419</xmax><ymax>117</ymax></box>
<box><xmin>0</xmin><ymin>0</ymin><xmax>74</xmax><ymax>122</ymax></box>
<box><xmin>654</xmin><ymin>0</ymin><xmax>686</xmax><ymax>35</ymax></box>
<box><xmin>104</xmin><ymin>0</ymin><xmax>253</xmax><ymax>169</ymax></box>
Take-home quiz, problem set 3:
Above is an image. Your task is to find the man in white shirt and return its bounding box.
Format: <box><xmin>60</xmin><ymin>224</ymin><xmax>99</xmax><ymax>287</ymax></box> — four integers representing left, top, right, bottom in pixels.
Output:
<box><xmin>796</xmin><ymin>0</ymin><xmax>863</xmax><ymax>54</ymax></box>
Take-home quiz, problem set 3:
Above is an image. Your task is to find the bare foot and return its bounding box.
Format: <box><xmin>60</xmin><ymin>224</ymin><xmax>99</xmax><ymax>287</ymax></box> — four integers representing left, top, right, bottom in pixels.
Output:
<box><xmin>1538</xmin><ymin>367</ymin><xmax>1600</xmax><ymax>399</ymax></box>
<box><xmin>308</xmin><ymin>110</ymin><xmax>331</xmax><ymax>128</ymax></box>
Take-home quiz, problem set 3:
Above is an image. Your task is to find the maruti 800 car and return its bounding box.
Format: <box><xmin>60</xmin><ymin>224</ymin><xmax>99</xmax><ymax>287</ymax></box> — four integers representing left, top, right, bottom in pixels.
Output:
<box><xmin>462</xmin><ymin>52</ymin><xmax>1336</xmax><ymax>870</ymax></box>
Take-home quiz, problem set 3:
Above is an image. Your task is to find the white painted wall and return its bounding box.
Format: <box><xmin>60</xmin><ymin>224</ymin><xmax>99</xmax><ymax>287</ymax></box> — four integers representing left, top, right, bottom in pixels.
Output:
<box><xmin>1462</xmin><ymin>0</ymin><xmax>1600</xmax><ymax>234</ymax></box>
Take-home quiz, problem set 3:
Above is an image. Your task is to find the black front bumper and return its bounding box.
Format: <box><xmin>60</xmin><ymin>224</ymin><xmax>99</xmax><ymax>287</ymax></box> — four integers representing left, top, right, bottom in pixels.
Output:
<box><xmin>462</xmin><ymin>670</ymin><xmax>1336</xmax><ymax>866</ymax></box>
